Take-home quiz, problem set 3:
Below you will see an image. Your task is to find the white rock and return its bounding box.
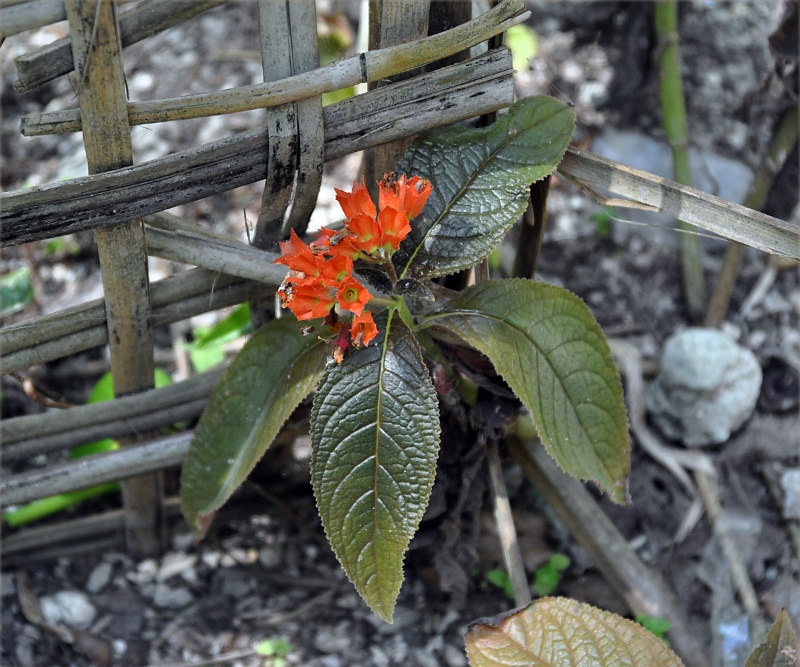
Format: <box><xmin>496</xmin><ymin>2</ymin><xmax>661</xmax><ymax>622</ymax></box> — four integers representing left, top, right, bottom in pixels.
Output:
<box><xmin>781</xmin><ymin>469</ymin><xmax>800</xmax><ymax>520</ymax></box>
<box><xmin>646</xmin><ymin>328</ymin><xmax>762</xmax><ymax>446</ymax></box>
<box><xmin>40</xmin><ymin>591</ymin><xmax>96</xmax><ymax>629</ymax></box>
<box><xmin>151</xmin><ymin>583</ymin><xmax>193</xmax><ymax>609</ymax></box>
<box><xmin>86</xmin><ymin>562</ymin><xmax>113</xmax><ymax>593</ymax></box>
<box><xmin>156</xmin><ymin>552</ymin><xmax>197</xmax><ymax>582</ymax></box>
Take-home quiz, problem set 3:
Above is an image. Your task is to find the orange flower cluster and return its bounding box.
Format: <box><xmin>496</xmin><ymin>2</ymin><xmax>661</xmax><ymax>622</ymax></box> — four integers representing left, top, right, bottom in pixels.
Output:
<box><xmin>273</xmin><ymin>173</ymin><xmax>432</xmax><ymax>356</ymax></box>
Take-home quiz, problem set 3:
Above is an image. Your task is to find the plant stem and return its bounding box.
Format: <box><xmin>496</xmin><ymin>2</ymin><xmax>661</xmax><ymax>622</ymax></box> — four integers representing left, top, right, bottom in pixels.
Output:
<box><xmin>704</xmin><ymin>105</ymin><xmax>798</xmax><ymax>327</ymax></box>
<box><xmin>654</xmin><ymin>0</ymin><xmax>705</xmax><ymax>320</ymax></box>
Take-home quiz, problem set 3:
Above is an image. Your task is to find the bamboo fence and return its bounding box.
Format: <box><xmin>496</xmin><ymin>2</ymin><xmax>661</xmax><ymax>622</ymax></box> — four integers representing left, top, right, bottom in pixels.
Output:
<box><xmin>0</xmin><ymin>0</ymin><xmax>796</xmax><ymax>608</ymax></box>
<box><xmin>1</xmin><ymin>0</ymin><xmax>528</xmax><ymax>558</ymax></box>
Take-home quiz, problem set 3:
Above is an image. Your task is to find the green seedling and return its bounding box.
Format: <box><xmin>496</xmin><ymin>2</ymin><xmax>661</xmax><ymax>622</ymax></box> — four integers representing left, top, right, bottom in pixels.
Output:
<box><xmin>185</xmin><ymin>303</ymin><xmax>251</xmax><ymax>372</ymax></box>
<box><xmin>1</xmin><ymin>267</ymin><xmax>34</xmax><ymax>316</ymax></box>
<box><xmin>635</xmin><ymin>614</ymin><xmax>671</xmax><ymax>647</ymax></box>
<box><xmin>255</xmin><ymin>638</ymin><xmax>291</xmax><ymax>667</ymax></box>
<box><xmin>506</xmin><ymin>24</ymin><xmax>538</xmax><ymax>72</ymax></box>
<box><xmin>534</xmin><ymin>553</ymin><xmax>570</xmax><ymax>597</ymax></box>
<box><xmin>589</xmin><ymin>206</ymin><xmax>618</xmax><ymax>237</ymax></box>
<box><xmin>484</xmin><ymin>568</ymin><xmax>516</xmax><ymax>600</ymax></box>
<box><xmin>3</xmin><ymin>368</ymin><xmax>172</xmax><ymax>526</ymax></box>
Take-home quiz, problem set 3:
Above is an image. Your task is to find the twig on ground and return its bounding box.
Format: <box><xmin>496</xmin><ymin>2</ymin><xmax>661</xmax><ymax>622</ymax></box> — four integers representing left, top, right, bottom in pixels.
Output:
<box><xmin>486</xmin><ymin>436</ymin><xmax>531</xmax><ymax>606</ymax></box>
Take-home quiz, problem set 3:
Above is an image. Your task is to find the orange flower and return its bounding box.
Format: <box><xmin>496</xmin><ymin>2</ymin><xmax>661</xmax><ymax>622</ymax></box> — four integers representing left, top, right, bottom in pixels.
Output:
<box><xmin>320</xmin><ymin>254</ymin><xmax>353</xmax><ymax>286</ymax></box>
<box><xmin>336</xmin><ymin>276</ymin><xmax>372</xmax><ymax>315</ymax></box>
<box><xmin>377</xmin><ymin>206</ymin><xmax>411</xmax><ymax>251</ymax></box>
<box><xmin>350</xmin><ymin>310</ymin><xmax>378</xmax><ymax>347</ymax></box>
<box><xmin>344</xmin><ymin>213</ymin><xmax>382</xmax><ymax>256</ymax></box>
<box><xmin>273</xmin><ymin>229</ymin><xmax>323</xmax><ymax>277</ymax></box>
<box><xmin>335</xmin><ymin>178</ymin><xmax>376</xmax><ymax>220</ymax></box>
<box><xmin>313</xmin><ymin>227</ymin><xmax>365</xmax><ymax>260</ymax></box>
<box><xmin>379</xmin><ymin>173</ymin><xmax>432</xmax><ymax>220</ymax></box>
<box><xmin>285</xmin><ymin>282</ymin><xmax>336</xmax><ymax>321</ymax></box>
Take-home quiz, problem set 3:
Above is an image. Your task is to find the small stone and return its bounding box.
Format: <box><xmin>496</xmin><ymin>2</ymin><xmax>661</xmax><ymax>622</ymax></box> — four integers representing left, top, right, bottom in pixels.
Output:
<box><xmin>369</xmin><ymin>646</ymin><xmax>390</xmax><ymax>667</ymax></box>
<box><xmin>444</xmin><ymin>643</ymin><xmax>468</xmax><ymax>667</ymax></box>
<box><xmin>780</xmin><ymin>469</ymin><xmax>800</xmax><ymax>520</ymax></box>
<box><xmin>646</xmin><ymin>328</ymin><xmax>762</xmax><ymax>446</ymax></box>
<box><xmin>314</xmin><ymin>623</ymin><xmax>353</xmax><ymax>654</ymax></box>
<box><xmin>151</xmin><ymin>583</ymin><xmax>193</xmax><ymax>609</ymax></box>
<box><xmin>40</xmin><ymin>591</ymin><xmax>96</xmax><ymax>629</ymax></box>
<box><xmin>157</xmin><ymin>552</ymin><xmax>197</xmax><ymax>582</ymax></box>
<box><xmin>128</xmin><ymin>558</ymin><xmax>158</xmax><ymax>584</ymax></box>
<box><xmin>86</xmin><ymin>562</ymin><xmax>113</xmax><ymax>593</ymax></box>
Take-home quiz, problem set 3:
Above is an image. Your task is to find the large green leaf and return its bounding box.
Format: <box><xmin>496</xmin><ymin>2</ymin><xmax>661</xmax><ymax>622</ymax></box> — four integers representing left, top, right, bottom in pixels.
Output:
<box><xmin>465</xmin><ymin>597</ymin><xmax>684</xmax><ymax>666</ymax></box>
<box><xmin>745</xmin><ymin>610</ymin><xmax>798</xmax><ymax>667</ymax></box>
<box><xmin>394</xmin><ymin>96</ymin><xmax>574</xmax><ymax>279</ymax></box>
<box><xmin>310</xmin><ymin>311</ymin><xmax>440</xmax><ymax>622</ymax></box>
<box><xmin>421</xmin><ymin>279</ymin><xmax>630</xmax><ymax>502</ymax></box>
<box><xmin>181</xmin><ymin>317</ymin><xmax>329</xmax><ymax>536</ymax></box>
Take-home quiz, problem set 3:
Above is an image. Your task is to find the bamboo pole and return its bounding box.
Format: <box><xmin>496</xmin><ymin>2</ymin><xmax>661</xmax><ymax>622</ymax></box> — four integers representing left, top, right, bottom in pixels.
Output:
<box><xmin>5</xmin><ymin>48</ymin><xmax>514</xmax><ymax>246</ymax></box>
<box><xmin>2</xmin><ymin>432</ymin><xmax>192</xmax><ymax>506</ymax></box>
<box><xmin>558</xmin><ymin>148</ymin><xmax>800</xmax><ymax>260</ymax></box>
<box><xmin>65</xmin><ymin>0</ymin><xmax>161</xmax><ymax>557</ymax></box>
<box><xmin>362</xmin><ymin>0</ymin><xmax>431</xmax><ymax>202</ymax></box>
<box><xmin>12</xmin><ymin>0</ymin><xmax>227</xmax><ymax>91</ymax></box>
<box><xmin>19</xmin><ymin>0</ymin><xmax>527</xmax><ymax>133</ymax></box>
<box><xmin>1</xmin><ymin>270</ymin><xmax>272</xmax><ymax>374</ymax></box>
<box><xmin>704</xmin><ymin>105</ymin><xmax>799</xmax><ymax>327</ymax></box>
<box><xmin>509</xmin><ymin>436</ymin><xmax>710</xmax><ymax>667</ymax></box>
<box><xmin>2</xmin><ymin>368</ymin><xmax>224</xmax><ymax>461</ymax></box>
<box><xmin>655</xmin><ymin>0</ymin><xmax>706</xmax><ymax>320</ymax></box>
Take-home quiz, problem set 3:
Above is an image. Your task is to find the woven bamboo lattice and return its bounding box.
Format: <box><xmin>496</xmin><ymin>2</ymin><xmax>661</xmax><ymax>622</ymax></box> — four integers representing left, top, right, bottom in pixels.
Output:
<box><xmin>2</xmin><ymin>0</ymin><xmax>797</xmax><ymax>565</ymax></box>
<box><xmin>1</xmin><ymin>0</ymin><xmax>529</xmax><ymax>559</ymax></box>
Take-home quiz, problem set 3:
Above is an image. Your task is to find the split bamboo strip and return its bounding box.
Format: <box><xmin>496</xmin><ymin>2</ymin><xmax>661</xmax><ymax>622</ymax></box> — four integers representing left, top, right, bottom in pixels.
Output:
<box><xmin>281</xmin><ymin>1</ymin><xmax>324</xmax><ymax>237</ymax></box>
<box><xmin>2</xmin><ymin>368</ymin><xmax>224</xmax><ymax>461</ymax></box>
<box><xmin>254</xmin><ymin>0</ymin><xmax>300</xmax><ymax>246</ymax></box>
<box><xmin>65</xmin><ymin>0</ymin><xmax>160</xmax><ymax>556</ymax></box>
<box><xmin>5</xmin><ymin>47</ymin><xmax>513</xmax><ymax>246</ymax></box>
<box><xmin>12</xmin><ymin>0</ymin><xmax>228</xmax><ymax>91</ymax></box>
<box><xmin>363</xmin><ymin>0</ymin><xmax>431</xmax><ymax>203</ymax></box>
<box><xmin>2</xmin><ymin>432</ymin><xmax>193</xmax><ymax>506</ymax></box>
<box><xmin>0</xmin><ymin>0</ymin><xmax>64</xmax><ymax>38</ymax></box>
<box><xmin>1</xmin><ymin>271</ymin><xmax>272</xmax><ymax>374</ymax></box>
<box><xmin>509</xmin><ymin>437</ymin><xmax>710</xmax><ymax>667</ymax></box>
<box><xmin>558</xmin><ymin>148</ymin><xmax>800</xmax><ymax>260</ymax></box>
<box><xmin>143</xmin><ymin>214</ymin><xmax>287</xmax><ymax>286</ymax></box>
<box><xmin>655</xmin><ymin>0</ymin><xmax>705</xmax><ymax>319</ymax></box>
<box><xmin>19</xmin><ymin>0</ymin><xmax>527</xmax><ymax>134</ymax></box>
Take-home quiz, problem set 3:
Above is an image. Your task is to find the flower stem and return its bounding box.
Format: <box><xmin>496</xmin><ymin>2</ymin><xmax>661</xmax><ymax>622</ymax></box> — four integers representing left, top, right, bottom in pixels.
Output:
<box><xmin>383</xmin><ymin>259</ymin><xmax>398</xmax><ymax>285</ymax></box>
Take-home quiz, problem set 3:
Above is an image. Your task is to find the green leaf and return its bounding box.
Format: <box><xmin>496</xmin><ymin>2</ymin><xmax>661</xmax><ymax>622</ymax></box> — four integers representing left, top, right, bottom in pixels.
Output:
<box><xmin>422</xmin><ymin>279</ymin><xmax>630</xmax><ymax>502</ymax></box>
<box><xmin>311</xmin><ymin>312</ymin><xmax>440</xmax><ymax>622</ymax></box>
<box><xmin>181</xmin><ymin>318</ymin><xmax>330</xmax><ymax>536</ymax></box>
<box><xmin>187</xmin><ymin>304</ymin><xmax>252</xmax><ymax>373</ymax></box>
<box><xmin>465</xmin><ymin>597</ymin><xmax>685</xmax><ymax>666</ymax></box>
<box><xmin>506</xmin><ymin>24</ymin><xmax>538</xmax><ymax>72</ymax></box>
<box><xmin>485</xmin><ymin>569</ymin><xmax>515</xmax><ymax>600</ymax></box>
<box><xmin>1</xmin><ymin>267</ymin><xmax>34</xmax><ymax>315</ymax></box>
<box><xmin>534</xmin><ymin>553</ymin><xmax>570</xmax><ymax>597</ymax></box>
<box><xmin>745</xmin><ymin>610</ymin><xmax>798</xmax><ymax>667</ymax></box>
<box><xmin>394</xmin><ymin>96</ymin><xmax>574</xmax><ymax>279</ymax></box>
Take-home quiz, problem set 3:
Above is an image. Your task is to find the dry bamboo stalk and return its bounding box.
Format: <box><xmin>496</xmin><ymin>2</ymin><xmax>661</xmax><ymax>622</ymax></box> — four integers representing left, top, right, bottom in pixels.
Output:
<box><xmin>5</xmin><ymin>47</ymin><xmax>513</xmax><ymax>246</ymax></box>
<box><xmin>143</xmin><ymin>215</ymin><xmax>287</xmax><ymax>286</ymax></box>
<box><xmin>1</xmin><ymin>271</ymin><xmax>271</xmax><ymax>376</ymax></box>
<box><xmin>363</xmin><ymin>0</ymin><xmax>431</xmax><ymax>202</ymax></box>
<box><xmin>509</xmin><ymin>437</ymin><xmax>710</xmax><ymax>667</ymax></box>
<box><xmin>19</xmin><ymin>0</ymin><xmax>527</xmax><ymax>134</ymax></box>
<box><xmin>12</xmin><ymin>0</ymin><xmax>227</xmax><ymax>91</ymax></box>
<box><xmin>2</xmin><ymin>267</ymin><xmax>242</xmax><ymax>356</ymax></box>
<box><xmin>282</xmin><ymin>0</ymin><xmax>323</xmax><ymax>237</ymax></box>
<box><xmin>558</xmin><ymin>148</ymin><xmax>800</xmax><ymax>260</ymax></box>
<box><xmin>2</xmin><ymin>368</ymin><xmax>224</xmax><ymax>460</ymax></box>
<box><xmin>66</xmin><ymin>0</ymin><xmax>161</xmax><ymax>557</ymax></box>
<box><xmin>2</xmin><ymin>432</ymin><xmax>192</xmax><ymax>506</ymax></box>
<box><xmin>0</xmin><ymin>0</ymin><xmax>64</xmax><ymax>38</ymax></box>
<box><xmin>254</xmin><ymin>0</ymin><xmax>299</xmax><ymax>246</ymax></box>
